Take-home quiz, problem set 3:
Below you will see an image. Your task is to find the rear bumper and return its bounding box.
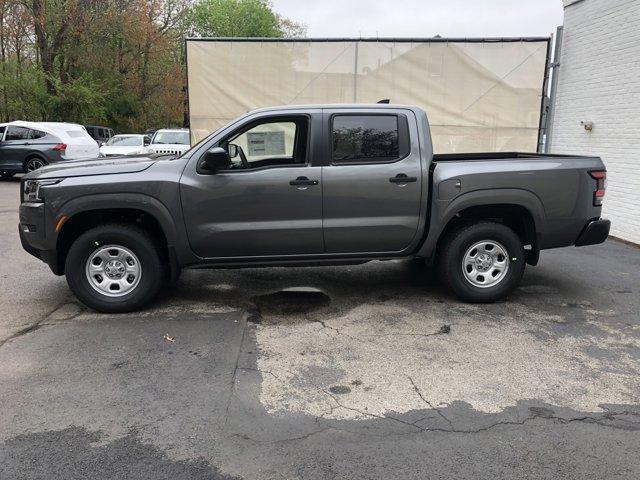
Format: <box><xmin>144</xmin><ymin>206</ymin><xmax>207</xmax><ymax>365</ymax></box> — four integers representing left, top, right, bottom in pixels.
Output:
<box><xmin>575</xmin><ymin>219</ymin><xmax>611</xmax><ymax>247</ymax></box>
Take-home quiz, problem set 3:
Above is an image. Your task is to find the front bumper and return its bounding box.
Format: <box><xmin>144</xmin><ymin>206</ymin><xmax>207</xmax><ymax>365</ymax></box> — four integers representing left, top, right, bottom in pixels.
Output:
<box><xmin>19</xmin><ymin>202</ymin><xmax>62</xmax><ymax>274</ymax></box>
<box><xmin>19</xmin><ymin>226</ymin><xmax>61</xmax><ymax>274</ymax></box>
<box><xmin>575</xmin><ymin>219</ymin><xmax>611</xmax><ymax>247</ymax></box>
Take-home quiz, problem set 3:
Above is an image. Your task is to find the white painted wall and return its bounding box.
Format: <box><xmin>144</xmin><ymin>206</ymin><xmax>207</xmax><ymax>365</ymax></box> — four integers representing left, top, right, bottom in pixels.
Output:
<box><xmin>551</xmin><ymin>0</ymin><xmax>640</xmax><ymax>244</ymax></box>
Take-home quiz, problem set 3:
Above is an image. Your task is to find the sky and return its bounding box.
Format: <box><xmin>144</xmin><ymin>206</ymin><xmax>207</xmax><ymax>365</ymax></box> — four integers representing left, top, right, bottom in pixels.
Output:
<box><xmin>271</xmin><ymin>0</ymin><xmax>564</xmax><ymax>38</ymax></box>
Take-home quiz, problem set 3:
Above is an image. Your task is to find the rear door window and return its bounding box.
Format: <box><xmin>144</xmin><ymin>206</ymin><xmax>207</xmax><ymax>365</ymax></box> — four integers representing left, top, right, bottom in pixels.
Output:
<box><xmin>331</xmin><ymin>115</ymin><xmax>404</xmax><ymax>163</ymax></box>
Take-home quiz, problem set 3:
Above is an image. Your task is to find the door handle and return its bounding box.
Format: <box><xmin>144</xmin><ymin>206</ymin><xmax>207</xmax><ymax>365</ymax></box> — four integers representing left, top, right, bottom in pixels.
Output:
<box><xmin>289</xmin><ymin>176</ymin><xmax>319</xmax><ymax>187</ymax></box>
<box><xmin>389</xmin><ymin>174</ymin><xmax>417</xmax><ymax>184</ymax></box>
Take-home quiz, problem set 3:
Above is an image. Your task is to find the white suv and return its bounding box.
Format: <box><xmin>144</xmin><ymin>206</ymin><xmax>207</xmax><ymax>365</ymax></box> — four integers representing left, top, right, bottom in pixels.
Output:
<box><xmin>148</xmin><ymin>128</ymin><xmax>190</xmax><ymax>156</ymax></box>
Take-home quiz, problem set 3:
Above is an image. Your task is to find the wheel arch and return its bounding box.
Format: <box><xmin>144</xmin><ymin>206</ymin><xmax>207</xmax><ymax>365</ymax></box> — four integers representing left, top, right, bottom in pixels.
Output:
<box><xmin>418</xmin><ymin>189</ymin><xmax>546</xmax><ymax>265</ymax></box>
<box><xmin>54</xmin><ymin>194</ymin><xmax>179</xmax><ymax>276</ymax></box>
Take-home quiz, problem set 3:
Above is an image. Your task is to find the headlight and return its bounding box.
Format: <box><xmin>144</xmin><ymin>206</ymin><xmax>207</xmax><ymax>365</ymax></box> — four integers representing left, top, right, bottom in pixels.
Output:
<box><xmin>23</xmin><ymin>179</ymin><xmax>63</xmax><ymax>203</ymax></box>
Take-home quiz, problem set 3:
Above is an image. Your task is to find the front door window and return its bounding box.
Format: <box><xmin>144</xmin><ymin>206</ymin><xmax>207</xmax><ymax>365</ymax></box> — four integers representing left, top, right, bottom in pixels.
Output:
<box><xmin>223</xmin><ymin>118</ymin><xmax>307</xmax><ymax>170</ymax></box>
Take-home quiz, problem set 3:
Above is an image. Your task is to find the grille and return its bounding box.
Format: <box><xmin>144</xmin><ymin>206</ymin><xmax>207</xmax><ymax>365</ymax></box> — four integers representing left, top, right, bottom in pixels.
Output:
<box><xmin>152</xmin><ymin>149</ymin><xmax>182</xmax><ymax>155</ymax></box>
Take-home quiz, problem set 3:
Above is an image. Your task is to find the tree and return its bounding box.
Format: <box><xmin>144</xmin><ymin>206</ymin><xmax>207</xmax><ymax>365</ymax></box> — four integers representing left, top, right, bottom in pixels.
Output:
<box><xmin>185</xmin><ymin>0</ymin><xmax>305</xmax><ymax>38</ymax></box>
<box><xmin>0</xmin><ymin>0</ymin><xmax>305</xmax><ymax>129</ymax></box>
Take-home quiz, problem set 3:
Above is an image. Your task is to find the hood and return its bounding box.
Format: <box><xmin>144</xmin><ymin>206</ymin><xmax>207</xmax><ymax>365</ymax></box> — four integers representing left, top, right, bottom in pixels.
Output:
<box><xmin>25</xmin><ymin>155</ymin><xmax>157</xmax><ymax>180</ymax></box>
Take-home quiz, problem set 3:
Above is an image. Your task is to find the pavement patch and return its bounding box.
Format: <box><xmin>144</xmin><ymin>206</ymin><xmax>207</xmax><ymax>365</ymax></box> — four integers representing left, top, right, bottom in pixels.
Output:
<box><xmin>255</xmin><ymin>299</ymin><xmax>640</xmax><ymax>418</ymax></box>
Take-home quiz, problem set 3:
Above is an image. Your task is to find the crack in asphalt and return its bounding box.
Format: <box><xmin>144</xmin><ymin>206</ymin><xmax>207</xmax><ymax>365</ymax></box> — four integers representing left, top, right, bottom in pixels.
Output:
<box><xmin>407</xmin><ymin>375</ymin><xmax>454</xmax><ymax>430</ymax></box>
<box><xmin>224</xmin><ymin>315</ymin><xmax>248</xmax><ymax>426</ymax></box>
<box><xmin>0</xmin><ymin>298</ymin><xmax>78</xmax><ymax>348</ymax></box>
<box><xmin>365</xmin><ymin>325</ymin><xmax>452</xmax><ymax>339</ymax></box>
<box><xmin>310</xmin><ymin>319</ymin><xmax>362</xmax><ymax>343</ymax></box>
<box><xmin>310</xmin><ymin>319</ymin><xmax>451</xmax><ymax>344</ymax></box>
<box><xmin>231</xmin><ymin>409</ymin><xmax>640</xmax><ymax>445</ymax></box>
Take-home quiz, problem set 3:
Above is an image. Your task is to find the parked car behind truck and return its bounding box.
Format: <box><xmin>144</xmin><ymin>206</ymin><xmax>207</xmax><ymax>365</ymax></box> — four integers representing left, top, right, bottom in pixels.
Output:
<box><xmin>148</xmin><ymin>128</ymin><xmax>190</xmax><ymax>156</ymax></box>
<box><xmin>0</xmin><ymin>121</ymin><xmax>99</xmax><ymax>176</ymax></box>
<box><xmin>18</xmin><ymin>104</ymin><xmax>610</xmax><ymax>312</ymax></box>
<box><xmin>84</xmin><ymin>125</ymin><xmax>114</xmax><ymax>146</ymax></box>
<box><xmin>99</xmin><ymin>134</ymin><xmax>152</xmax><ymax>157</ymax></box>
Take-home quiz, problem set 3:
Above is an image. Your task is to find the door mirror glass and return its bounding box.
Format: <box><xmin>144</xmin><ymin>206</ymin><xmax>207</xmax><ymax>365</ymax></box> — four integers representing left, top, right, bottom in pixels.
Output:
<box><xmin>228</xmin><ymin>143</ymin><xmax>239</xmax><ymax>159</ymax></box>
<box><xmin>198</xmin><ymin>147</ymin><xmax>230</xmax><ymax>173</ymax></box>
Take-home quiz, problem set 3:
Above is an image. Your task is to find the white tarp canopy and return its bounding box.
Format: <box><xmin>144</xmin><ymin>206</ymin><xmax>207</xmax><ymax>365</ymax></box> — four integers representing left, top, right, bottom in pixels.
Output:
<box><xmin>186</xmin><ymin>38</ymin><xmax>549</xmax><ymax>153</ymax></box>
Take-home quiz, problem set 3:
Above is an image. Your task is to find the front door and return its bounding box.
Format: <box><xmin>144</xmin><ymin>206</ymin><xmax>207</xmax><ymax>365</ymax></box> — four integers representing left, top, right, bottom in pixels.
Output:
<box><xmin>321</xmin><ymin>110</ymin><xmax>424</xmax><ymax>253</ymax></box>
<box><xmin>181</xmin><ymin>113</ymin><xmax>323</xmax><ymax>258</ymax></box>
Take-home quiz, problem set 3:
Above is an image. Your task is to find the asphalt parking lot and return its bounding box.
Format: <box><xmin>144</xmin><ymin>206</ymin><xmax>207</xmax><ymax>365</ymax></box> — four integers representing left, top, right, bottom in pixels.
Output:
<box><xmin>1</xmin><ymin>176</ymin><xmax>639</xmax><ymax>479</ymax></box>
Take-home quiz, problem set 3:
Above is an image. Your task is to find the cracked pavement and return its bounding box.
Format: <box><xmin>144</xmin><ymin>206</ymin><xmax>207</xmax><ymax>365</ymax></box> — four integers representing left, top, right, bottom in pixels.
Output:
<box><xmin>1</xmin><ymin>177</ymin><xmax>640</xmax><ymax>479</ymax></box>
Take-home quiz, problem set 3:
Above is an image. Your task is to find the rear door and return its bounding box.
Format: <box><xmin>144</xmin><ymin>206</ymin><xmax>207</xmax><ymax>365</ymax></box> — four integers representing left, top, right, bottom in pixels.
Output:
<box><xmin>321</xmin><ymin>109</ymin><xmax>423</xmax><ymax>253</ymax></box>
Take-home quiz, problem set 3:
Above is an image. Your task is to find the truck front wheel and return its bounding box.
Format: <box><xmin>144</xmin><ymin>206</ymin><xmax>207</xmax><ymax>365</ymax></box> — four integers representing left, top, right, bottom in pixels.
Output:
<box><xmin>65</xmin><ymin>224</ymin><xmax>164</xmax><ymax>313</ymax></box>
<box><xmin>439</xmin><ymin>222</ymin><xmax>525</xmax><ymax>303</ymax></box>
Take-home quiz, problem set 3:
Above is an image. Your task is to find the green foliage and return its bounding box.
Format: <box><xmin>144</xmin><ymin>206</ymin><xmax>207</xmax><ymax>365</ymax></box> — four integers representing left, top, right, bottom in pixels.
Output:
<box><xmin>186</xmin><ymin>0</ymin><xmax>284</xmax><ymax>38</ymax></box>
<box><xmin>0</xmin><ymin>0</ymin><xmax>305</xmax><ymax>131</ymax></box>
<box><xmin>49</xmin><ymin>74</ymin><xmax>108</xmax><ymax>124</ymax></box>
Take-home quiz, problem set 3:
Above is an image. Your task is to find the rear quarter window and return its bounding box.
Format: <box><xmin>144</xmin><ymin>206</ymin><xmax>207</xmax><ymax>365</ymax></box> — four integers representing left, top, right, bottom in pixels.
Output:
<box><xmin>67</xmin><ymin>130</ymin><xmax>88</xmax><ymax>138</ymax></box>
<box><xmin>29</xmin><ymin>129</ymin><xmax>46</xmax><ymax>139</ymax></box>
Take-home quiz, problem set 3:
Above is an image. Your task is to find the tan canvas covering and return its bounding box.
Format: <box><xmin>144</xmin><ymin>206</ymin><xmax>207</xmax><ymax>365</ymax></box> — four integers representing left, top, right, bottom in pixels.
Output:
<box><xmin>187</xmin><ymin>39</ymin><xmax>549</xmax><ymax>153</ymax></box>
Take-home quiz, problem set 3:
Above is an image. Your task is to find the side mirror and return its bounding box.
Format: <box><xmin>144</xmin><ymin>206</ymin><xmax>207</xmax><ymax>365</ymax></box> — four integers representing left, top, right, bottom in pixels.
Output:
<box><xmin>228</xmin><ymin>144</ymin><xmax>239</xmax><ymax>159</ymax></box>
<box><xmin>143</xmin><ymin>137</ymin><xmax>151</xmax><ymax>146</ymax></box>
<box><xmin>198</xmin><ymin>147</ymin><xmax>230</xmax><ymax>173</ymax></box>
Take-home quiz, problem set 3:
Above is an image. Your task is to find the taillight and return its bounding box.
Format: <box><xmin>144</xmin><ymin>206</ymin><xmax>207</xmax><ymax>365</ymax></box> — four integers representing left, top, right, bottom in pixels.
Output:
<box><xmin>53</xmin><ymin>143</ymin><xmax>67</xmax><ymax>152</ymax></box>
<box><xmin>589</xmin><ymin>170</ymin><xmax>607</xmax><ymax>206</ymax></box>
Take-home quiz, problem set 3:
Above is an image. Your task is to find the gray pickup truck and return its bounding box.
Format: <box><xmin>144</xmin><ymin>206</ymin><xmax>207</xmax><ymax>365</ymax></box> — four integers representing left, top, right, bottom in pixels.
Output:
<box><xmin>19</xmin><ymin>105</ymin><xmax>610</xmax><ymax>313</ymax></box>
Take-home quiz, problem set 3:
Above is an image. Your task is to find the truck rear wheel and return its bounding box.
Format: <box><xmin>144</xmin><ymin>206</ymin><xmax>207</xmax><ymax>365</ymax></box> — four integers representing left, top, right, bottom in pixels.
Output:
<box><xmin>439</xmin><ymin>222</ymin><xmax>525</xmax><ymax>303</ymax></box>
<box><xmin>65</xmin><ymin>224</ymin><xmax>164</xmax><ymax>313</ymax></box>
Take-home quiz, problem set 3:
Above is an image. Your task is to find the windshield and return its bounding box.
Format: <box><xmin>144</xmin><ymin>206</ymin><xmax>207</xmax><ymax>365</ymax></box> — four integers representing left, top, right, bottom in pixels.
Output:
<box><xmin>106</xmin><ymin>135</ymin><xmax>142</xmax><ymax>146</ymax></box>
<box><xmin>151</xmin><ymin>131</ymin><xmax>190</xmax><ymax>145</ymax></box>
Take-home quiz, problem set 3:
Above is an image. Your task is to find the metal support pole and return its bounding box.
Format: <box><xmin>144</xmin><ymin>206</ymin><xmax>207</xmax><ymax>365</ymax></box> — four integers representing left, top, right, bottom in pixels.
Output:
<box><xmin>537</xmin><ymin>34</ymin><xmax>554</xmax><ymax>152</ymax></box>
<box><xmin>353</xmin><ymin>41</ymin><xmax>359</xmax><ymax>102</ymax></box>
<box><xmin>545</xmin><ymin>26</ymin><xmax>564</xmax><ymax>153</ymax></box>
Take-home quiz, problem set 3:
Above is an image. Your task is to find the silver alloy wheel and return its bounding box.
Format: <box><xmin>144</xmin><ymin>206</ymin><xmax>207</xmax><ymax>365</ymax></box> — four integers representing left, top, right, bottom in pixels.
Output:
<box><xmin>462</xmin><ymin>240</ymin><xmax>510</xmax><ymax>288</ymax></box>
<box><xmin>26</xmin><ymin>158</ymin><xmax>45</xmax><ymax>172</ymax></box>
<box><xmin>85</xmin><ymin>245</ymin><xmax>142</xmax><ymax>297</ymax></box>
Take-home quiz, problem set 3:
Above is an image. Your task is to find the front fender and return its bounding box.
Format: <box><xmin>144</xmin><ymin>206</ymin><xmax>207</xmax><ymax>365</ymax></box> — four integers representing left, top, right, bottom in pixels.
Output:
<box><xmin>416</xmin><ymin>188</ymin><xmax>546</xmax><ymax>259</ymax></box>
<box><xmin>54</xmin><ymin>193</ymin><xmax>178</xmax><ymax>246</ymax></box>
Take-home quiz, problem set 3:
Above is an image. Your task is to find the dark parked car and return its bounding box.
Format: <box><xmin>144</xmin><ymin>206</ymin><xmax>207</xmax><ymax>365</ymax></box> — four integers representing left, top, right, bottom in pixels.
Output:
<box><xmin>19</xmin><ymin>105</ymin><xmax>610</xmax><ymax>312</ymax></box>
<box><xmin>84</xmin><ymin>125</ymin><xmax>114</xmax><ymax>145</ymax></box>
<box><xmin>0</xmin><ymin>121</ymin><xmax>99</xmax><ymax>177</ymax></box>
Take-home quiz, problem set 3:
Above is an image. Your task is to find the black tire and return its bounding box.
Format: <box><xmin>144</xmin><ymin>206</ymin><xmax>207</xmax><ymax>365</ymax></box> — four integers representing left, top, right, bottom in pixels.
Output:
<box><xmin>24</xmin><ymin>156</ymin><xmax>47</xmax><ymax>173</ymax></box>
<box><xmin>65</xmin><ymin>224</ymin><xmax>165</xmax><ymax>313</ymax></box>
<box><xmin>438</xmin><ymin>222</ymin><xmax>525</xmax><ymax>303</ymax></box>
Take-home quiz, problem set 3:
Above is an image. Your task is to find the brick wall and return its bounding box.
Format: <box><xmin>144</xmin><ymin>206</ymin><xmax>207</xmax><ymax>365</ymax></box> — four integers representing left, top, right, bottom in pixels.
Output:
<box><xmin>551</xmin><ymin>0</ymin><xmax>640</xmax><ymax>244</ymax></box>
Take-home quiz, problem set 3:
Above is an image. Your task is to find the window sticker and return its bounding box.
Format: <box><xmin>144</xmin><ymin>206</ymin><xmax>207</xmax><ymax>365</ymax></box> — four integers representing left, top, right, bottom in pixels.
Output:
<box><xmin>247</xmin><ymin>131</ymin><xmax>286</xmax><ymax>156</ymax></box>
